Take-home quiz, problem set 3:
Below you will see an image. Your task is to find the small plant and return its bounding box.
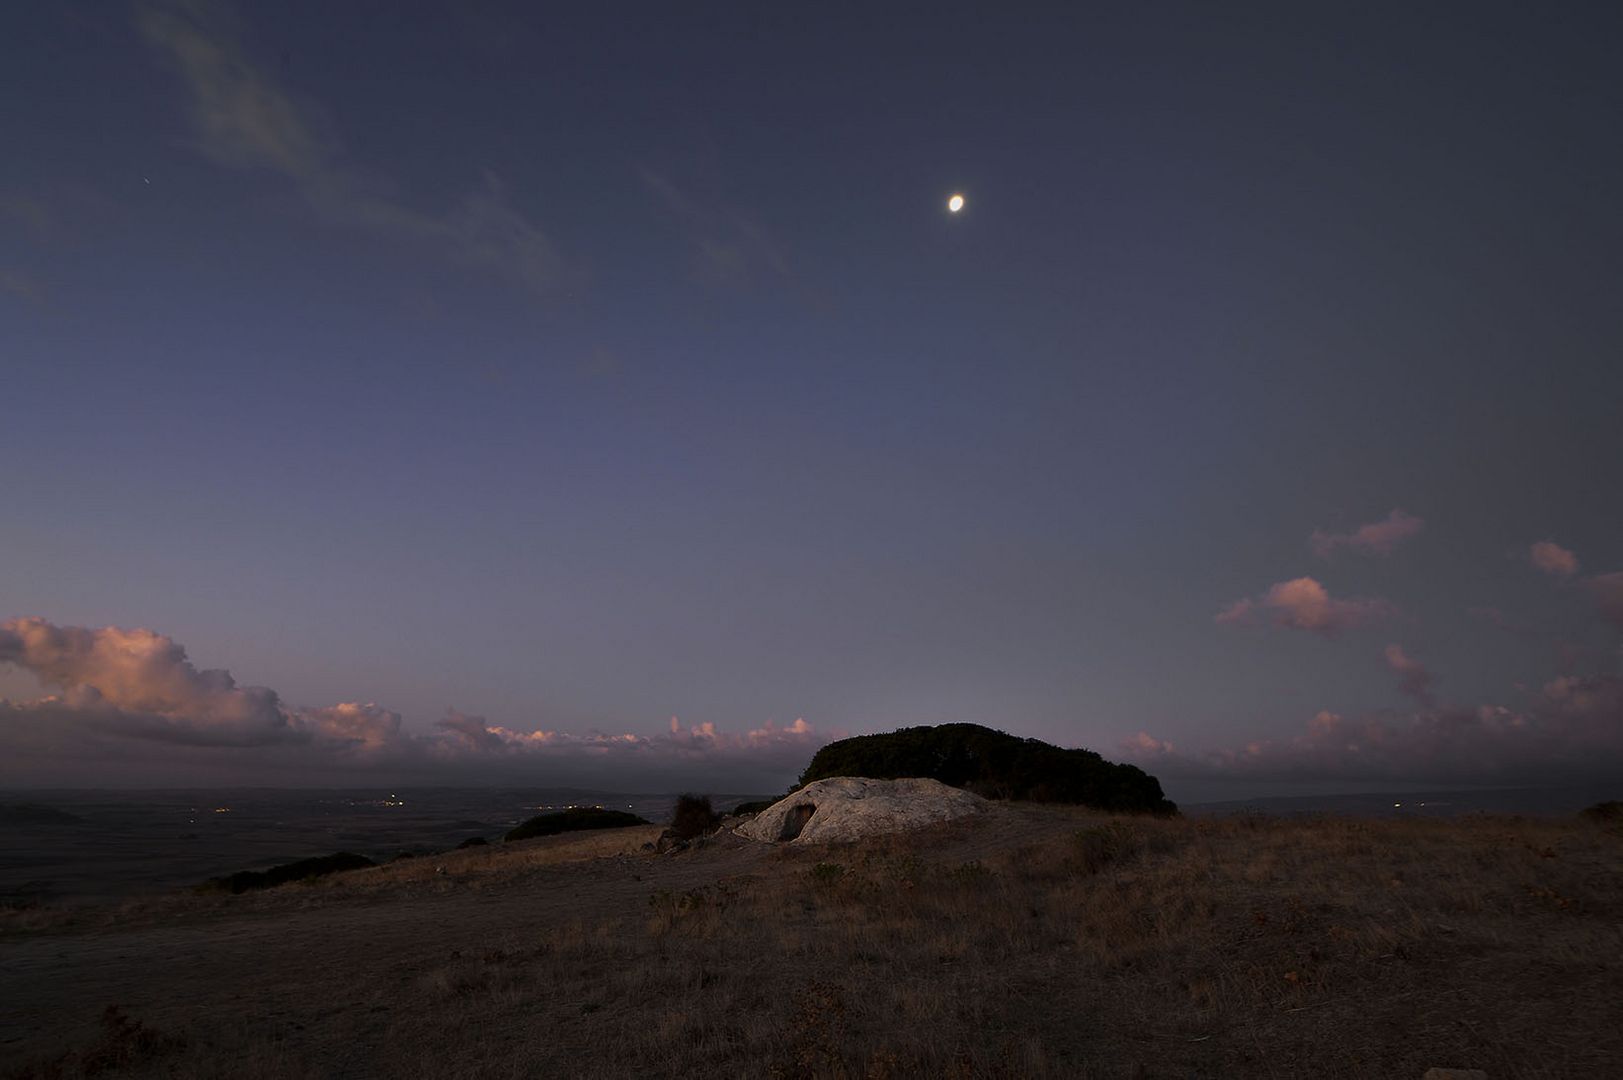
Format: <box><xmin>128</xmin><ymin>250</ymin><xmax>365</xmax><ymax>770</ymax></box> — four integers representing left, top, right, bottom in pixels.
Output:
<box><xmin>809</xmin><ymin>862</ymin><xmax>847</xmax><ymax>886</ymax></box>
<box><xmin>670</xmin><ymin>794</ymin><xmax>721</xmax><ymax>840</ymax></box>
<box><xmin>956</xmin><ymin>859</ymin><xmax>996</xmax><ymax>882</ymax></box>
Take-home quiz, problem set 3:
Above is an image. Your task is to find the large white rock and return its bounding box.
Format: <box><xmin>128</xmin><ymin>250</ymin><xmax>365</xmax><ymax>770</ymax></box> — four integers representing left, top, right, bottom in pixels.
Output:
<box><xmin>735</xmin><ymin>776</ymin><xmax>987</xmax><ymax>844</ymax></box>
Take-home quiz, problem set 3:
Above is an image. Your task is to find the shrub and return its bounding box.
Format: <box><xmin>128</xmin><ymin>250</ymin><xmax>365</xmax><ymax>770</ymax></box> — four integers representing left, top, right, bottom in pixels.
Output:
<box><xmin>730</xmin><ymin>799</ymin><xmax>776</xmax><ymax>817</ymax></box>
<box><xmin>456</xmin><ymin>836</ymin><xmax>489</xmax><ymax>849</ymax></box>
<box><xmin>809</xmin><ymin>862</ymin><xmax>847</xmax><ymax>886</ymax></box>
<box><xmin>504</xmin><ymin>808</ymin><xmax>649</xmax><ymax>843</ymax></box>
<box><xmin>203</xmin><ymin>851</ymin><xmax>375</xmax><ymax>894</ymax></box>
<box><xmin>1581</xmin><ymin>800</ymin><xmax>1623</xmax><ymax>823</ymax></box>
<box><xmin>796</xmin><ymin>723</ymin><xmax>1177</xmax><ymax>814</ymax></box>
<box><xmin>670</xmin><ymin>794</ymin><xmax>721</xmax><ymax>840</ymax></box>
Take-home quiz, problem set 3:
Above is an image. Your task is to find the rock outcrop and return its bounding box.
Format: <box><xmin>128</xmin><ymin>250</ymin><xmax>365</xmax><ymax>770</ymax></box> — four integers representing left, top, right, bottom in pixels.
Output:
<box><xmin>734</xmin><ymin>777</ymin><xmax>987</xmax><ymax>844</ymax></box>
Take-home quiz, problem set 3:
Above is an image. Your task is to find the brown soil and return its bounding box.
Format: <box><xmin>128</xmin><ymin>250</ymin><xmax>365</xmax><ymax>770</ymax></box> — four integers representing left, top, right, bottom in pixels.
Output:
<box><xmin>3</xmin><ymin>806</ymin><xmax>1621</xmax><ymax>1078</ymax></box>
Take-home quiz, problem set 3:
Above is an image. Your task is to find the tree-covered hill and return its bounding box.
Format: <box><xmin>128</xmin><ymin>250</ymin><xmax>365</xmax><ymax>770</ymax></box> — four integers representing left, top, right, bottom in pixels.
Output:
<box><xmin>797</xmin><ymin>723</ymin><xmax>1176</xmax><ymax>814</ymax></box>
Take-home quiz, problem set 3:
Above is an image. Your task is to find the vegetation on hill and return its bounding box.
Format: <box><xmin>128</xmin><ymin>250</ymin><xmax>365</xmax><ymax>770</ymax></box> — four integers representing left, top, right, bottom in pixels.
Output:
<box><xmin>669</xmin><ymin>794</ymin><xmax>721</xmax><ymax>840</ymax></box>
<box><xmin>203</xmin><ymin>851</ymin><xmax>375</xmax><ymax>894</ymax></box>
<box><xmin>504</xmin><ymin>807</ymin><xmax>649</xmax><ymax>843</ymax></box>
<box><xmin>797</xmin><ymin>723</ymin><xmax>1176</xmax><ymax>814</ymax></box>
<box><xmin>0</xmin><ymin>803</ymin><xmax>87</xmax><ymax>827</ymax></box>
<box><xmin>1581</xmin><ymin>800</ymin><xmax>1622</xmax><ymax>823</ymax></box>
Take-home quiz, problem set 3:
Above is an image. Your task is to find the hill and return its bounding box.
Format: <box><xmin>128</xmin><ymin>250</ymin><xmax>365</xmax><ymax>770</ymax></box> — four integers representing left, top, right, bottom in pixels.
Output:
<box><xmin>4</xmin><ymin>807</ymin><xmax>1620</xmax><ymax>1077</ymax></box>
<box><xmin>796</xmin><ymin>723</ymin><xmax>1177</xmax><ymax>814</ymax></box>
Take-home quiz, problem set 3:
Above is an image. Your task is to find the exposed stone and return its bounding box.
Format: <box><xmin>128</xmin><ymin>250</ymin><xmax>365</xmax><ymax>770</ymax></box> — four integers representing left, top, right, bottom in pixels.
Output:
<box><xmin>654</xmin><ymin>829</ymin><xmax>689</xmax><ymax>854</ymax></box>
<box><xmin>734</xmin><ymin>777</ymin><xmax>987</xmax><ymax>844</ymax></box>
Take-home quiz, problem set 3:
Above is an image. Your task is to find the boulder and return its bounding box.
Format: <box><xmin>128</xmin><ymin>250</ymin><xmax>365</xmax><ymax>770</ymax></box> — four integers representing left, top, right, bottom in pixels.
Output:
<box><xmin>734</xmin><ymin>777</ymin><xmax>987</xmax><ymax>844</ymax></box>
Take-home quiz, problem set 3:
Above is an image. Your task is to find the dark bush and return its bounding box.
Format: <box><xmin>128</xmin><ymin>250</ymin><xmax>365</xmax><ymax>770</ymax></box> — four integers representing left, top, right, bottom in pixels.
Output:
<box><xmin>1580</xmin><ymin>800</ymin><xmax>1622</xmax><ymax>823</ymax></box>
<box><xmin>796</xmin><ymin>723</ymin><xmax>1177</xmax><ymax>814</ymax></box>
<box><xmin>504</xmin><ymin>807</ymin><xmax>649</xmax><ymax>843</ymax></box>
<box><xmin>670</xmin><ymin>794</ymin><xmax>720</xmax><ymax>840</ymax></box>
<box><xmin>730</xmin><ymin>799</ymin><xmax>775</xmax><ymax>817</ymax></box>
<box><xmin>203</xmin><ymin>851</ymin><xmax>375</xmax><ymax>894</ymax></box>
<box><xmin>0</xmin><ymin>803</ymin><xmax>87</xmax><ymax>826</ymax></box>
<box><xmin>456</xmin><ymin>835</ymin><xmax>489</xmax><ymax>849</ymax></box>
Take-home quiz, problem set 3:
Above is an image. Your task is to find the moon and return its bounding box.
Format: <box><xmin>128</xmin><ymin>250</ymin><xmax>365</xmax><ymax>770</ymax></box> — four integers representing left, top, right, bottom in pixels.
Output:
<box><xmin>947</xmin><ymin>193</ymin><xmax>965</xmax><ymax>213</ymax></box>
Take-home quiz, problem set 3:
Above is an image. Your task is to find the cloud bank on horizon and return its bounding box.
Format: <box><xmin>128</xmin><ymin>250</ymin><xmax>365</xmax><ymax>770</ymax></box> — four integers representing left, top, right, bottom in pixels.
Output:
<box><xmin>4</xmin><ymin>523</ymin><xmax>1621</xmax><ymax>791</ymax></box>
<box><xmin>1126</xmin><ymin>530</ymin><xmax>1623</xmax><ymax>786</ymax></box>
<box><xmin>0</xmin><ymin>616</ymin><xmax>828</xmax><ymax>789</ymax></box>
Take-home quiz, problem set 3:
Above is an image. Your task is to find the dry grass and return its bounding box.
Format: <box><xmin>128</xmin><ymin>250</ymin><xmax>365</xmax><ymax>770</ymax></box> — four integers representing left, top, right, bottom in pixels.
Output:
<box><xmin>5</xmin><ymin>809</ymin><xmax>1621</xmax><ymax>1078</ymax></box>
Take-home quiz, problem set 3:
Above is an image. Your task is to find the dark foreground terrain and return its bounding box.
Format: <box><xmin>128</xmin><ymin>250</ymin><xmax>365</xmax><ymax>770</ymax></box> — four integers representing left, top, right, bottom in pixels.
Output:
<box><xmin>3</xmin><ymin>805</ymin><xmax>1620</xmax><ymax>1078</ymax></box>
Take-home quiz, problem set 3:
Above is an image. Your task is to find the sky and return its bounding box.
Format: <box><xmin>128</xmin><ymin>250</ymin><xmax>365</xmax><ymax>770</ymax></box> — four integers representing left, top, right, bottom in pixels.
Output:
<box><xmin>3</xmin><ymin>1</ymin><xmax>1621</xmax><ymax>798</ymax></box>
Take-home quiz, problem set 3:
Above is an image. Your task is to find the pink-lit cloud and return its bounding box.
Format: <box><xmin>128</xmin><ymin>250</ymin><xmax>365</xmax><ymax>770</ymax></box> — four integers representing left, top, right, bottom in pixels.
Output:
<box><xmin>0</xmin><ymin>617</ymin><xmax>831</xmax><ymax>785</ymax></box>
<box><xmin>1216</xmin><ymin>577</ymin><xmax>1394</xmax><ymax>638</ymax></box>
<box><xmin>1526</xmin><ymin>542</ymin><xmax>1623</xmax><ymax>632</ymax></box>
<box><xmin>1383</xmin><ymin>644</ymin><xmax>1435</xmax><ymax>707</ymax></box>
<box><xmin>1119</xmin><ymin>674</ymin><xmax>1623</xmax><ymax>784</ymax></box>
<box><xmin>1310</xmin><ymin>509</ymin><xmax>1423</xmax><ymax>559</ymax></box>
<box><xmin>1120</xmin><ymin>731</ymin><xmax>1175</xmax><ymax>757</ymax></box>
<box><xmin>1530</xmin><ymin>541</ymin><xmax>1580</xmax><ymax>578</ymax></box>
<box><xmin>1586</xmin><ymin>572</ymin><xmax>1623</xmax><ymax>632</ymax></box>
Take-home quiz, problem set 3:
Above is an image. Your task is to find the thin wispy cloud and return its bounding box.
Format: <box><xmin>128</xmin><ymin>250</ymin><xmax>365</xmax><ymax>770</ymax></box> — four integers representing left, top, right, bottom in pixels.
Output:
<box><xmin>138</xmin><ymin>3</ymin><xmax>572</xmax><ymax>297</ymax></box>
<box><xmin>1120</xmin><ymin>674</ymin><xmax>1623</xmax><ymax>785</ymax></box>
<box><xmin>640</xmin><ymin>166</ymin><xmax>791</xmax><ymax>287</ymax></box>
<box><xmin>1216</xmin><ymin>577</ymin><xmax>1394</xmax><ymax>638</ymax></box>
<box><xmin>1310</xmin><ymin>509</ymin><xmax>1424</xmax><ymax>559</ymax></box>
<box><xmin>1588</xmin><ymin>572</ymin><xmax>1623</xmax><ymax>632</ymax></box>
<box><xmin>0</xmin><ymin>268</ymin><xmax>43</xmax><ymax>305</ymax></box>
<box><xmin>1384</xmin><ymin>644</ymin><xmax>1435</xmax><ymax>707</ymax></box>
<box><xmin>0</xmin><ymin>193</ymin><xmax>52</xmax><ymax>237</ymax></box>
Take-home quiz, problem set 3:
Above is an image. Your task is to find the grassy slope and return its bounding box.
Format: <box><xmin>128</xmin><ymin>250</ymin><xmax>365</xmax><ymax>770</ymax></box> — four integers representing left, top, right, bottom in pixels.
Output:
<box><xmin>3</xmin><ymin>810</ymin><xmax>1621</xmax><ymax>1079</ymax></box>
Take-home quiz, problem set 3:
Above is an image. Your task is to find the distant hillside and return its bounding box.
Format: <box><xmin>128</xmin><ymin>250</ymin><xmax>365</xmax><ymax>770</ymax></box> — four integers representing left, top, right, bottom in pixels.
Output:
<box><xmin>0</xmin><ymin>803</ymin><xmax>86</xmax><ymax>827</ymax></box>
<box><xmin>797</xmin><ymin>723</ymin><xmax>1176</xmax><ymax>814</ymax></box>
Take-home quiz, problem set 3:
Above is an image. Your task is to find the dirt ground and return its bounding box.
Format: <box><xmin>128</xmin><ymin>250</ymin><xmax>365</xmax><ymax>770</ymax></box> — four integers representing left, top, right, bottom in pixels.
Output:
<box><xmin>3</xmin><ymin>805</ymin><xmax>1621</xmax><ymax>1078</ymax></box>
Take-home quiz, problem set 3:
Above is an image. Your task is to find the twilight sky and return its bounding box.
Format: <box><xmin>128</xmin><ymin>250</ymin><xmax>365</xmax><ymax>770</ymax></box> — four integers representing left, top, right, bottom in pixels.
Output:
<box><xmin>3</xmin><ymin>2</ymin><xmax>1621</xmax><ymax>797</ymax></box>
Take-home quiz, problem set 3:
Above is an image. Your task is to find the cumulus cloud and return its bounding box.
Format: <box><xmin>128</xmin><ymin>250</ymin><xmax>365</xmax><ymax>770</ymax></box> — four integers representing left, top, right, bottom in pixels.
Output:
<box><xmin>0</xmin><ymin>617</ymin><xmax>830</xmax><ymax>785</ymax></box>
<box><xmin>1216</xmin><ymin>577</ymin><xmax>1393</xmax><ymax>638</ymax></box>
<box><xmin>1530</xmin><ymin>541</ymin><xmax>1580</xmax><ymax>578</ymax></box>
<box><xmin>1383</xmin><ymin>644</ymin><xmax>1435</xmax><ymax>707</ymax></box>
<box><xmin>1310</xmin><ymin>510</ymin><xmax>1423</xmax><ymax>559</ymax></box>
<box><xmin>1526</xmin><ymin>542</ymin><xmax>1623</xmax><ymax>631</ymax></box>
<box><xmin>1120</xmin><ymin>731</ymin><xmax>1174</xmax><ymax>757</ymax></box>
<box><xmin>139</xmin><ymin>4</ymin><xmax>571</xmax><ymax>296</ymax></box>
<box><xmin>1119</xmin><ymin>674</ymin><xmax>1623</xmax><ymax>785</ymax></box>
